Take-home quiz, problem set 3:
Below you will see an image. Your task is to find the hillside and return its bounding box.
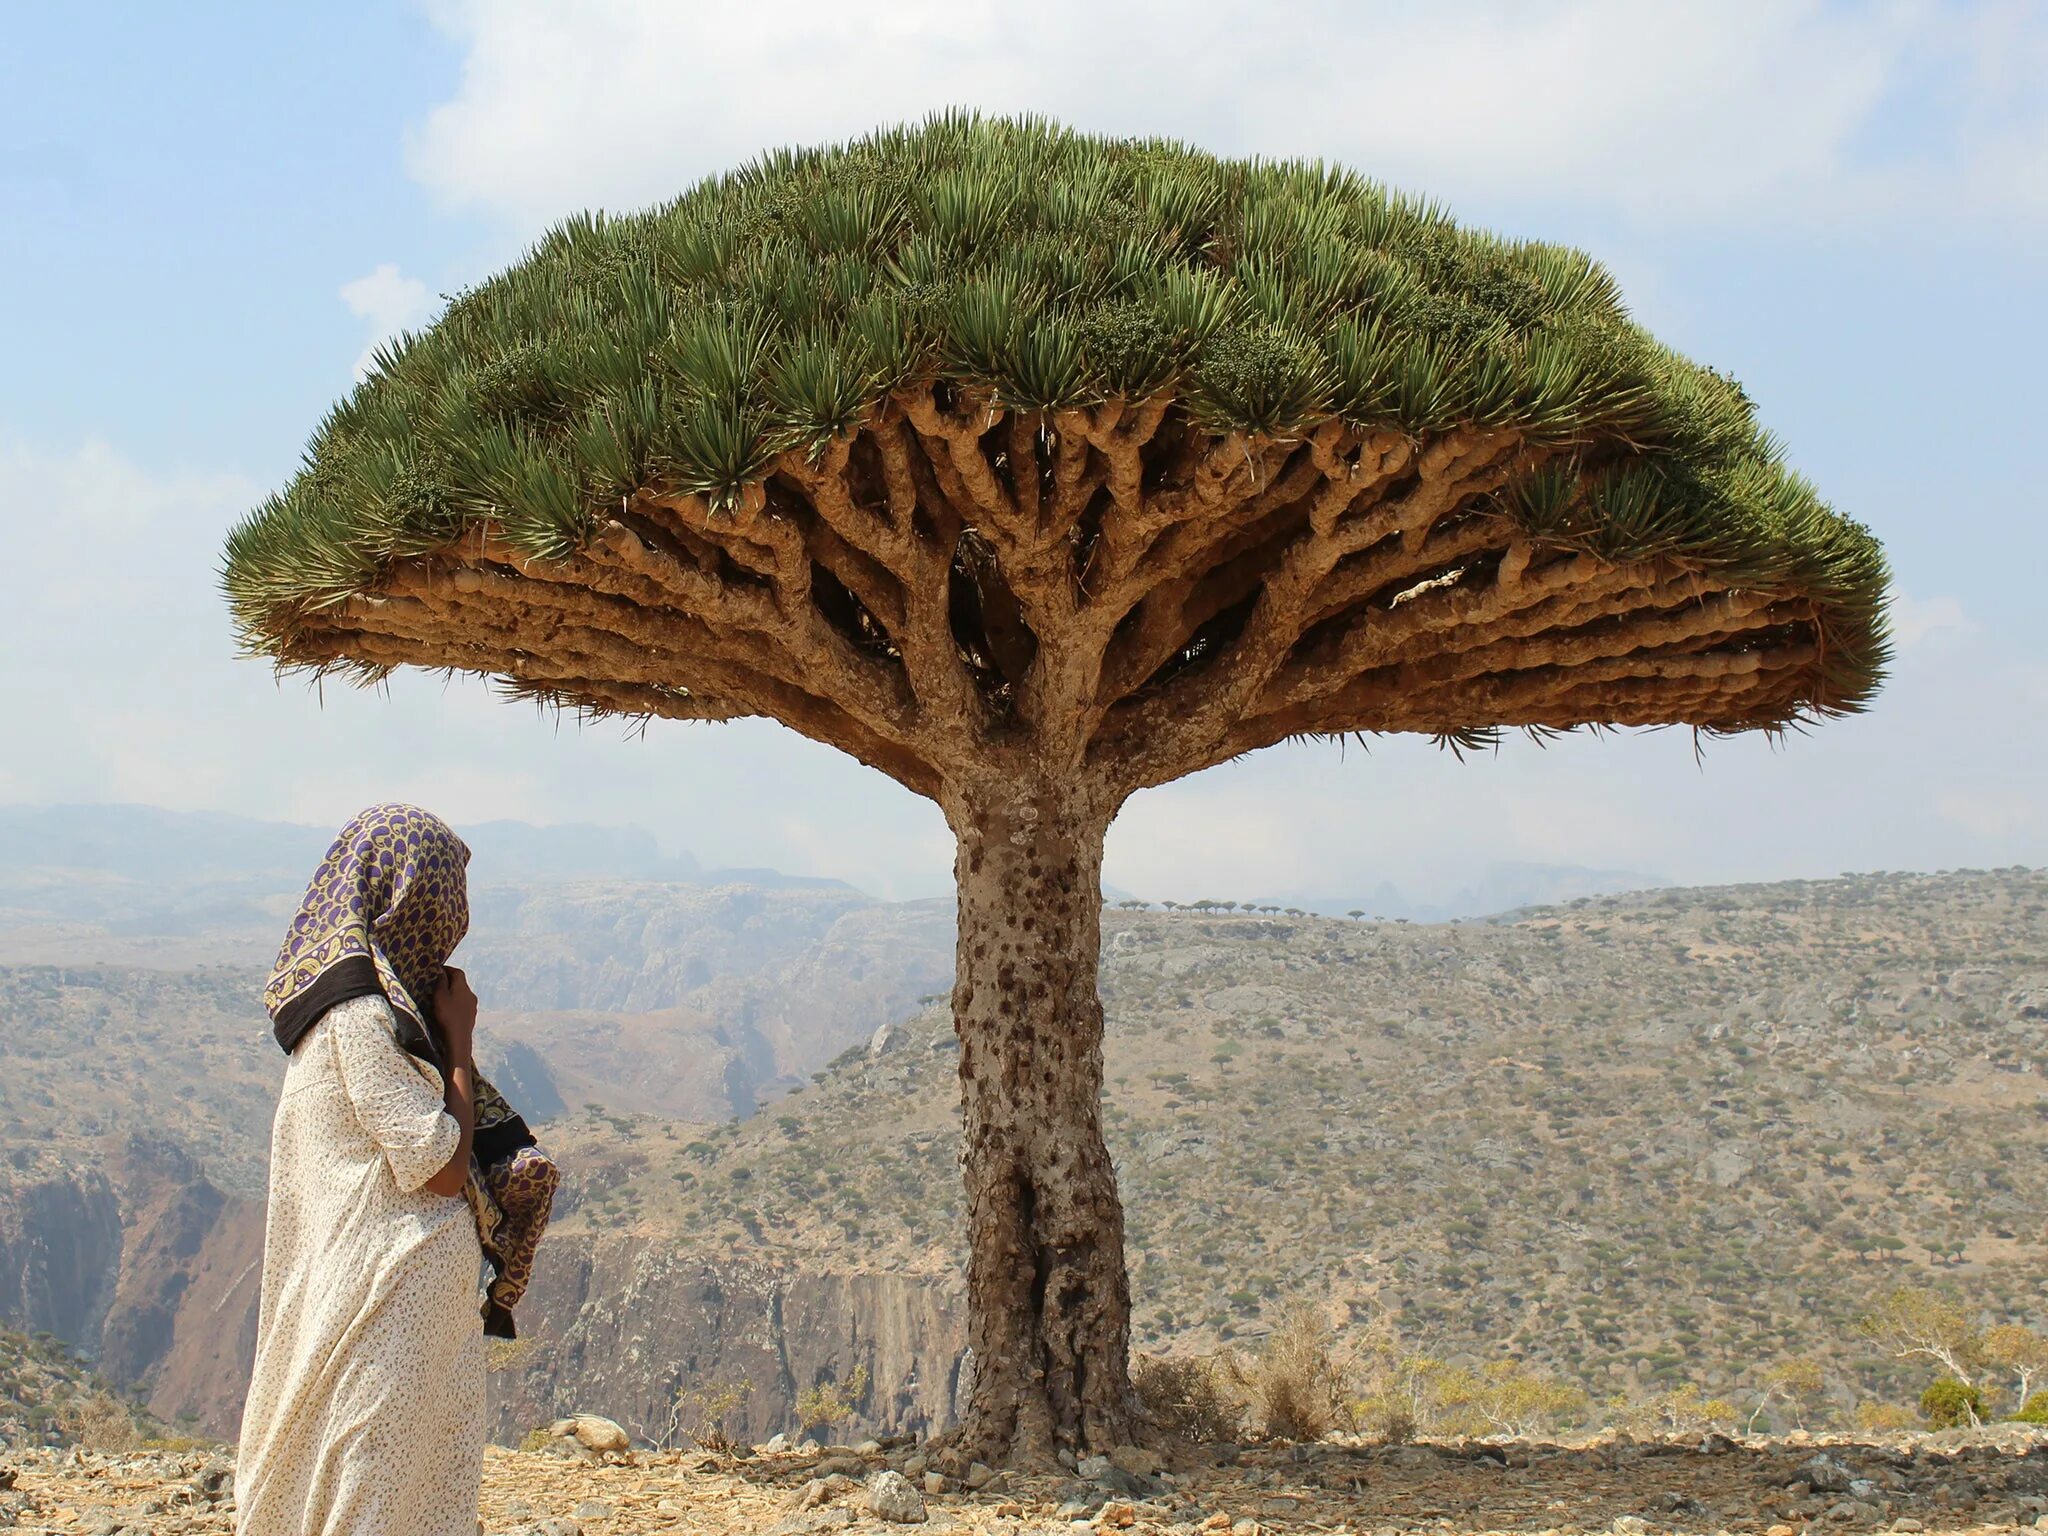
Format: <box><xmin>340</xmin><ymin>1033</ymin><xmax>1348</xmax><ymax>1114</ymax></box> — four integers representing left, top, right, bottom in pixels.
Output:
<box><xmin>0</xmin><ymin>863</ymin><xmax>2042</xmax><ymax>1444</ymax></box>
<box><xmin>513</xmin><ymin>867</ymin><xmax>2046</xmax><ymax>1422</ymax></box>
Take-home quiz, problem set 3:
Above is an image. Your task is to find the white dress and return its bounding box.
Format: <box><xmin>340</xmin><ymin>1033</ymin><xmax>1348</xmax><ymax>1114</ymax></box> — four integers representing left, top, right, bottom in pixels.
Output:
<box><xmin>235</xmin><ymin>993</ymin><xmax>485</xmax><ymax>1536</ymax></box>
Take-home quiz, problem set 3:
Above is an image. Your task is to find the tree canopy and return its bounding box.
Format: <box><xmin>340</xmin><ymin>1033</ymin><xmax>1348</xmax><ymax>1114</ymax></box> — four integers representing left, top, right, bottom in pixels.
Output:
<box><xmin>225</xmin><ymin>112</ymin><xmax>1887</xmax><ymax>796</ymax></box>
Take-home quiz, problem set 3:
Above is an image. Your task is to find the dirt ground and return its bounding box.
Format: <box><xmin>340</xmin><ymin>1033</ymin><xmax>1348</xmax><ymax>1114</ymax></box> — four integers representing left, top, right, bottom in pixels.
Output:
<box><xmin>4</xmin><ymin>1426</ymin><xmax>2045</xmax><ymax>1535</ymax></box>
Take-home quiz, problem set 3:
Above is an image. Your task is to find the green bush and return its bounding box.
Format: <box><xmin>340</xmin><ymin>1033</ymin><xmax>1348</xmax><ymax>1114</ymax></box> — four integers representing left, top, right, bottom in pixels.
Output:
<box><xmin>2011</xmin><ymin>1393</ymin><xmax>2048</xmax><ymax>1425</ymax></box>
<box><xmin>1919</xmin><ymin>1377</ymin><xmax>1986</xmax><ymax>1429</ymax></box>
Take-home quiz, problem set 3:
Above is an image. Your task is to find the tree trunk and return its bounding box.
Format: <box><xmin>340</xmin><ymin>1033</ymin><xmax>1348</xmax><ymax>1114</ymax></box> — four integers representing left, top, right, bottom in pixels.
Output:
<box><xmin>943</xmin><ymin>775</ymin><xmax>1137</xmax><ymax>1466</ymax></box>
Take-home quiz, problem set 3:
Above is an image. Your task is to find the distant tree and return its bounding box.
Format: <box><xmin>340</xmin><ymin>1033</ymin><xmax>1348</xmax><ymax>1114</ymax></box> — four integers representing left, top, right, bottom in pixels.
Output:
<box><xmin>1161</xmin><ymin>900</ymin><xmax>1181</xmax><ymax>912</ymax></box>
<box><xmin>1860</xmin><ymin>1285</ymin><xmax>1982</xmax><ymax>1389</ymax></box>
<box><xmin>1746</xmin><ymin>1356</ymin><xmax>1826</xmax><ymax>1433</ymax></box>
<box><xmin>1982</xmin><ymin>1323</ymin><xmax>2048</xmax><ymax>1410</ymax></box>
<box><xmin>1347</xmin><ymin>909</ymin><xmax>1365</xmax><ymax>920</ymax></box>
<box><xmin>1919</xmin><ymin>1377</ymin><xmax>1986</xmax><ymax>1430</ymax></box>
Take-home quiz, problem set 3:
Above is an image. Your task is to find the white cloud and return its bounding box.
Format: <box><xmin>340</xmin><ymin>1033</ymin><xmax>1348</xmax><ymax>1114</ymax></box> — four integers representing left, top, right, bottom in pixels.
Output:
<box><xmin>340</xmin><ymin>263</ymin><xmax>436</xmax><ymax>379</ymax></box>
<box><xmin>1889</xmin><ymin>593</ymin><xmax>1976</xmax><ymax>649</ymax></box>
<box><xmin>405</xmin><ymin>0</ymin><xmax>2046</xmax><ymax>234</ymax></box>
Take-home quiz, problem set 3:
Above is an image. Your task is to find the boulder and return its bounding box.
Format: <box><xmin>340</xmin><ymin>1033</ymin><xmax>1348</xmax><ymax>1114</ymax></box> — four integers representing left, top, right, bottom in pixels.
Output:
<box><xmin>865</xmin><ymin>1470</ymin><xmax>927</xmax><ymax>1524</ymax></box>
<box><xmin>548</xmin><ymin>1415</ymin><xmax>631</xmax><ymax>1456</ymax></box>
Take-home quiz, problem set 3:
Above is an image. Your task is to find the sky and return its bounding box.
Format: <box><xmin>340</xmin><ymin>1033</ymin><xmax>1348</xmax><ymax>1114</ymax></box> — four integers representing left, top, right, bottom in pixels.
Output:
<box><xmin>3</xmin><ymin>0</ymin><xmax>2045</xmax><ymax>904</ymax></box>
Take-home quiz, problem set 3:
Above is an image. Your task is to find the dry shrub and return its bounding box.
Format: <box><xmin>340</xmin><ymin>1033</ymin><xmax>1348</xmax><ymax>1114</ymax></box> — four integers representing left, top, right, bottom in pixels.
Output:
<box><xmin>1853</xmin><ymin>1400</ymin><xmax>1917</xmax><ymax>1433</ymax></box>
<box><xmin>57</xmin><ymin>1393</ymin><xmax>144</xmax><ymax>1452</ymax></box>
<box><xmin>1133</xmin><ymin>1352</ymin><xmax>1243</xmax><ymax>1442</ymax></box>
<box><xmin>1231</xmin><ymin>1303</ymin><xmax>1354</xmax><ymax>1441</ymax></box>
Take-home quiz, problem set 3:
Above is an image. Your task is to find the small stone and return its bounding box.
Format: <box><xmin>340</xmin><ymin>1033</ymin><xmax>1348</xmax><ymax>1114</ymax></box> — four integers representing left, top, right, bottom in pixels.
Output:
<box><xmin>901</xmin><ymin>1453</ymin><xmax>928</xmax><ymax>1478</ymax></box>
<box><xmin>1766</xmin><ymin>1526</ymin><xmax>1798</xmax><ymax>1536</ymax></box>
<box><xmin>1077</xmin><ymin>1455</ymin><xmax>1114</xmax><ymax>1482</ymax></box>
<box><xmin>1109</xmin><ymin>1444</ymin><xmax>1160</xmax><ymax>1478</ymax></box>
<box><xmin>964</xmin><ymin>1461</ymin><xmax>997</xmax><ymax>1490</ymax></box>
<box><xmin>655</xmin><ymin>1499</ymin><xmax>684</xmax><ymax>1515</ymax></box>
<box><xmin>1096</xmin><ymin>1505</ymin><xmax>1137</xmax><ymax>1530</ymax></box>
<box><xmin>1057</xmin><ymin>1498</ymin><xmax>1099</xmax><ymax>1520</ymax></box>
<box><xmin>817</xmin><ymin>1453</ymin><xmax>866</xmax><ymax>1479</ymax></box>
<box><xmin>994</xmin><ymin>1501</ymin><xmax>1023</xmax><ymax>1517</ymax></box>
<box><xmin>1849</xmin><ymin>1479</ymin><xmax>1881</xmax><ymax>1500</ymax></box>
<box><xmin>1201</xmin><ymin>1515</ymin><xmax>1231</xmax><ymax>1532</ymax></box>
<box><xmin>1611</xmin><ymin>1518</ymin><xmax>1650</xmax><ymax>1536</ymax></box>
<box><xmin>533</xmin><ymin>1521</ymin><xmax>582</xmax><ymax>1536</ymax></box>
<box><xmin>504</xmin><ymin>1498</ymin><xmax>538</xmax><ymax>1519</ymax></box>
<box><xmin>857</xmin><ymin>1439</ymin><xmax>884</xmax><ymax>1456</ymax></box>
<box><xmin>1890</xmin><ymin>1521</ymin><xmax>1924</xmax><ymax>1533</ymax></box>
<box><xmin>1231</xmin><ymin>1520</ymin><xmax>1260</xmax><ymax>1536</ymax></box>
<box><xmin>764</xmin><ymin>1433</ymin><xmax>789</xmax><ymax>1454</ymax></box>
<box><xmin>571</xmin><ymin>1500</ymin><xmax>614</xmax><ymax>1519</ymax></box>
<box><xmin>923</xmin><ymin>1472</ymin><xmax>948</xmax><ymax>1497</ymax></box>
<box><xmin>865</xmin><ymin>1470</ymin><xmax>927</xmax><ymax>1524</ymax></box>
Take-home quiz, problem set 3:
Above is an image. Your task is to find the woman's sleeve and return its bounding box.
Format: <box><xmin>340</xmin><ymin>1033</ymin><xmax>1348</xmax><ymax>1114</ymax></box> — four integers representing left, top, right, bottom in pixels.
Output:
<box><xmin>327</xmin><ymin>994</ymin><xmax>462</xmax><ymax>1194</ymax></box>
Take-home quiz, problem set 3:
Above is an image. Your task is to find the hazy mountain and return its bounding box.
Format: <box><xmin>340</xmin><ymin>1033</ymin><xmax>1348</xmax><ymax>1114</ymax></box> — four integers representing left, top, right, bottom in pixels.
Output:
<box><xmin>1250</xmin><ymin>860</ymin><xmax>1673</xmax><ymax>922</ymax></box>
<box><xmin>0</xmin><ymin>852</ymin><xmax>2040</xmax><ymax>1443</ymax></box>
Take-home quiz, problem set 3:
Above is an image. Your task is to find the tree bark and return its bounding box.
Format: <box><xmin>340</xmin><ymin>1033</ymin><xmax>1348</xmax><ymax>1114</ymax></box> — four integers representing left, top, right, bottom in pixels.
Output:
<box><xmin>943</xmin><ymin>774</ymin><xmax>1137</xmax><ymax>1466</ymax></box>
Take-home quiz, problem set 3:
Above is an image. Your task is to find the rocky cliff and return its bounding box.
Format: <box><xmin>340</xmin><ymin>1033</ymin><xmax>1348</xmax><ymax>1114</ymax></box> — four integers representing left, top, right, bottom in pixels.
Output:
<box><xmin>488</xmin><ymin>1240</ymin><xmax>966</xmax><ymax>1445</ymax></box>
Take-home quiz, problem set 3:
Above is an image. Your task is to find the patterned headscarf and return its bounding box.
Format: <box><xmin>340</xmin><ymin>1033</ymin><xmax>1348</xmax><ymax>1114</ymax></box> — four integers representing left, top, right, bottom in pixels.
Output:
<box><xmin>265</xmin><ymin>802</ymin><xmax>471</xmax><ymax>1062</ymax></box>
<box><xmin>267</xmin><ymin>803</ymin><xmax>557</xmax><ymax>1339</ymax></box>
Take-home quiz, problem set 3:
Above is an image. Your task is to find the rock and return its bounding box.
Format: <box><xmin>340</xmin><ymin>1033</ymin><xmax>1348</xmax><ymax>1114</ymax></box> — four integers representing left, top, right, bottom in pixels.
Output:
<box><xmin>1110</xmin><ymin>1444</ymin><xmax>1161</xmax><ymax>1478</ymax></box>
<box><xmin>964</xmin><ymin>1460</ymin><xmax>997</xmax><ymax>1489</ymax></box>
<box><xmin>1097</xmin><ymin>1505</ymin><xmax>1137</xmax><ymax>1529</ymax></box>
<box><xmin>1803</xmin><ymin>1454</ymin><xmax>1856</xmax><ymax>1493</ymax></box>
<box><xmin>901</xmin><ymin>1453</ymin><xmax>928</xmax><ymax>1478</ymax></box>
<box><xmin>994</xmin><ymin>1501</ymin><xmax>1023</xmax><ymax>1517</ymax></box>
<box><xmin>547</xmin><ymin>1415</ymin><xmax>631</xmax><ymax>1456</ymax></box>
<box><xmin>764</xmin><ymin>1433</ymin><xmax>789</xmax><ymax>1454</ymax></box>
<box><xmin>1231</xmin><ymin>1520</ymin><xmax>1259</xmax><ymax>1536</ymax></box>
<box><xmin>1767</xmin><ymin>1525</ymin><xmax>1798</xmax><ymax>1536</ymax></box>
<box><xmin>816</xmin><ymin>1453</ymin><xmax>866</xmax><ymax>1479</ymax></box>
<box><xmin>1056</xmin><ymin>1497</ymin><xmax>1100</xmax><ymax>1519</ymax></box>
<box><xmin>533</xmin><ymin>1522</ymin><xmax>582</xmax><ymax>1536</ymax></box>
<box><xmin>656</xmin><ymin>1499</ymin><xmax>684</xmax><ymax>1515</ymax></box>
<box><xmin>856</xmin><ymin>1439</ymin><xmax>884</xmax><ymax>1456</ymax></box>
<box><xmin>1891</xmin><ymin>1521</ymin><xmax>1924</xmax><ymax>1532</ymax></box>
<box><xmin>1077</xmin><ymin>1455</ymin><xmax>1113</xmax><ymax>1482</ymax></box>
<box><xmin>571</xmin><ymin>1499</ymin><xmax>613</xmax><ymax>1519</ymax></box>
<box><xmin>923</xmin><ymin>1472</ymin><xmax>948</xmax><ymax>1497</ymax></box>
<box><xmin>504</xmin><ymin>1498</ymin><xmax>539</xmax><ymax>1519</ymax></box>
<box><xmin>1611</xmin><ymin>1518</ymin><xmax>1650</xmax><ymax>1536</ymax></box>
<box><xmin>866</xmin><ymin>1470</ymin><xmax>927</xmax><ymax>1523</ymax></box>
<box><xmin>1205</xmin><ymin>1442</ymin><xmax>1242</xmax><ymax>1466</ymax></box>
<box><xmin>1849</xmin><ymin>1478</ymin><xmax>1882</xmax><ymax>1500</ymax></box>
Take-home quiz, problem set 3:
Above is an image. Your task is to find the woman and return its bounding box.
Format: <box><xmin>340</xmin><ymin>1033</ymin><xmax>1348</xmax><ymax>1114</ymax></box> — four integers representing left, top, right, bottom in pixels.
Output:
<box><xmin>236</xmin><ymin>804</ymin><xmax>491</xmax><ymax>1536</ymax></box>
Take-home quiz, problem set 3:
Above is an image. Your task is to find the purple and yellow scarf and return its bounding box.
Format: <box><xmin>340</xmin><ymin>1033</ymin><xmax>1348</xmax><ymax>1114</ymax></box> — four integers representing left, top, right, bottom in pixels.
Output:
<box><xmin>265</xmin><ymin>804</ymin><xmax>557</xmax><ymax>1338</ymax></box>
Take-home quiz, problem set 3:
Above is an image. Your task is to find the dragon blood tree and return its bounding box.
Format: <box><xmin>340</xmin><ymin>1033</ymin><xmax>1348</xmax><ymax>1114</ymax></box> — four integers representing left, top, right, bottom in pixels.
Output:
<box><xmin>224</xmin><ymin>115</ymin><xmax>1888</xmax><ymax>1463</ymax></box>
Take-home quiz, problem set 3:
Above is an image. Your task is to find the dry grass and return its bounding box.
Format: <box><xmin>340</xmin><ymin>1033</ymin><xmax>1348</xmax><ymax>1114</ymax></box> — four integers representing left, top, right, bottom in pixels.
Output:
<box><xmin>1133</xmin><ymin>1351</ymin><xmax>1243</xmax><ymax>1442</ymax></box>
<box><xmin>1230</xmin><ymin>1303</ymin><xmax>1355</xmax><ymax>1441</ymax></box>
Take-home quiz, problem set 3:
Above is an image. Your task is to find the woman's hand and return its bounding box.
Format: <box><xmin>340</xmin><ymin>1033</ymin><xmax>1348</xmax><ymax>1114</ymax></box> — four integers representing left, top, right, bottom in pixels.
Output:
<box><xmin>434</xmin><ymin>966</ymin><xmax>478</xmax><ymax>1063</ymax></box>
<box><xmin>424</xmin><ymin>967</ymin><xmax>479</xmax><ymax>1198</ymax></box>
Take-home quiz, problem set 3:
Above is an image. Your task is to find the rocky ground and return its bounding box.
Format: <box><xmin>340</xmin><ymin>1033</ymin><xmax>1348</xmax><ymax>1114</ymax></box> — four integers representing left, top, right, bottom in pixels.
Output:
<box><xmin>5</xmin><ymin>1427</ymin><xmax>2047</xmax><ymax>1536</ymax></box>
